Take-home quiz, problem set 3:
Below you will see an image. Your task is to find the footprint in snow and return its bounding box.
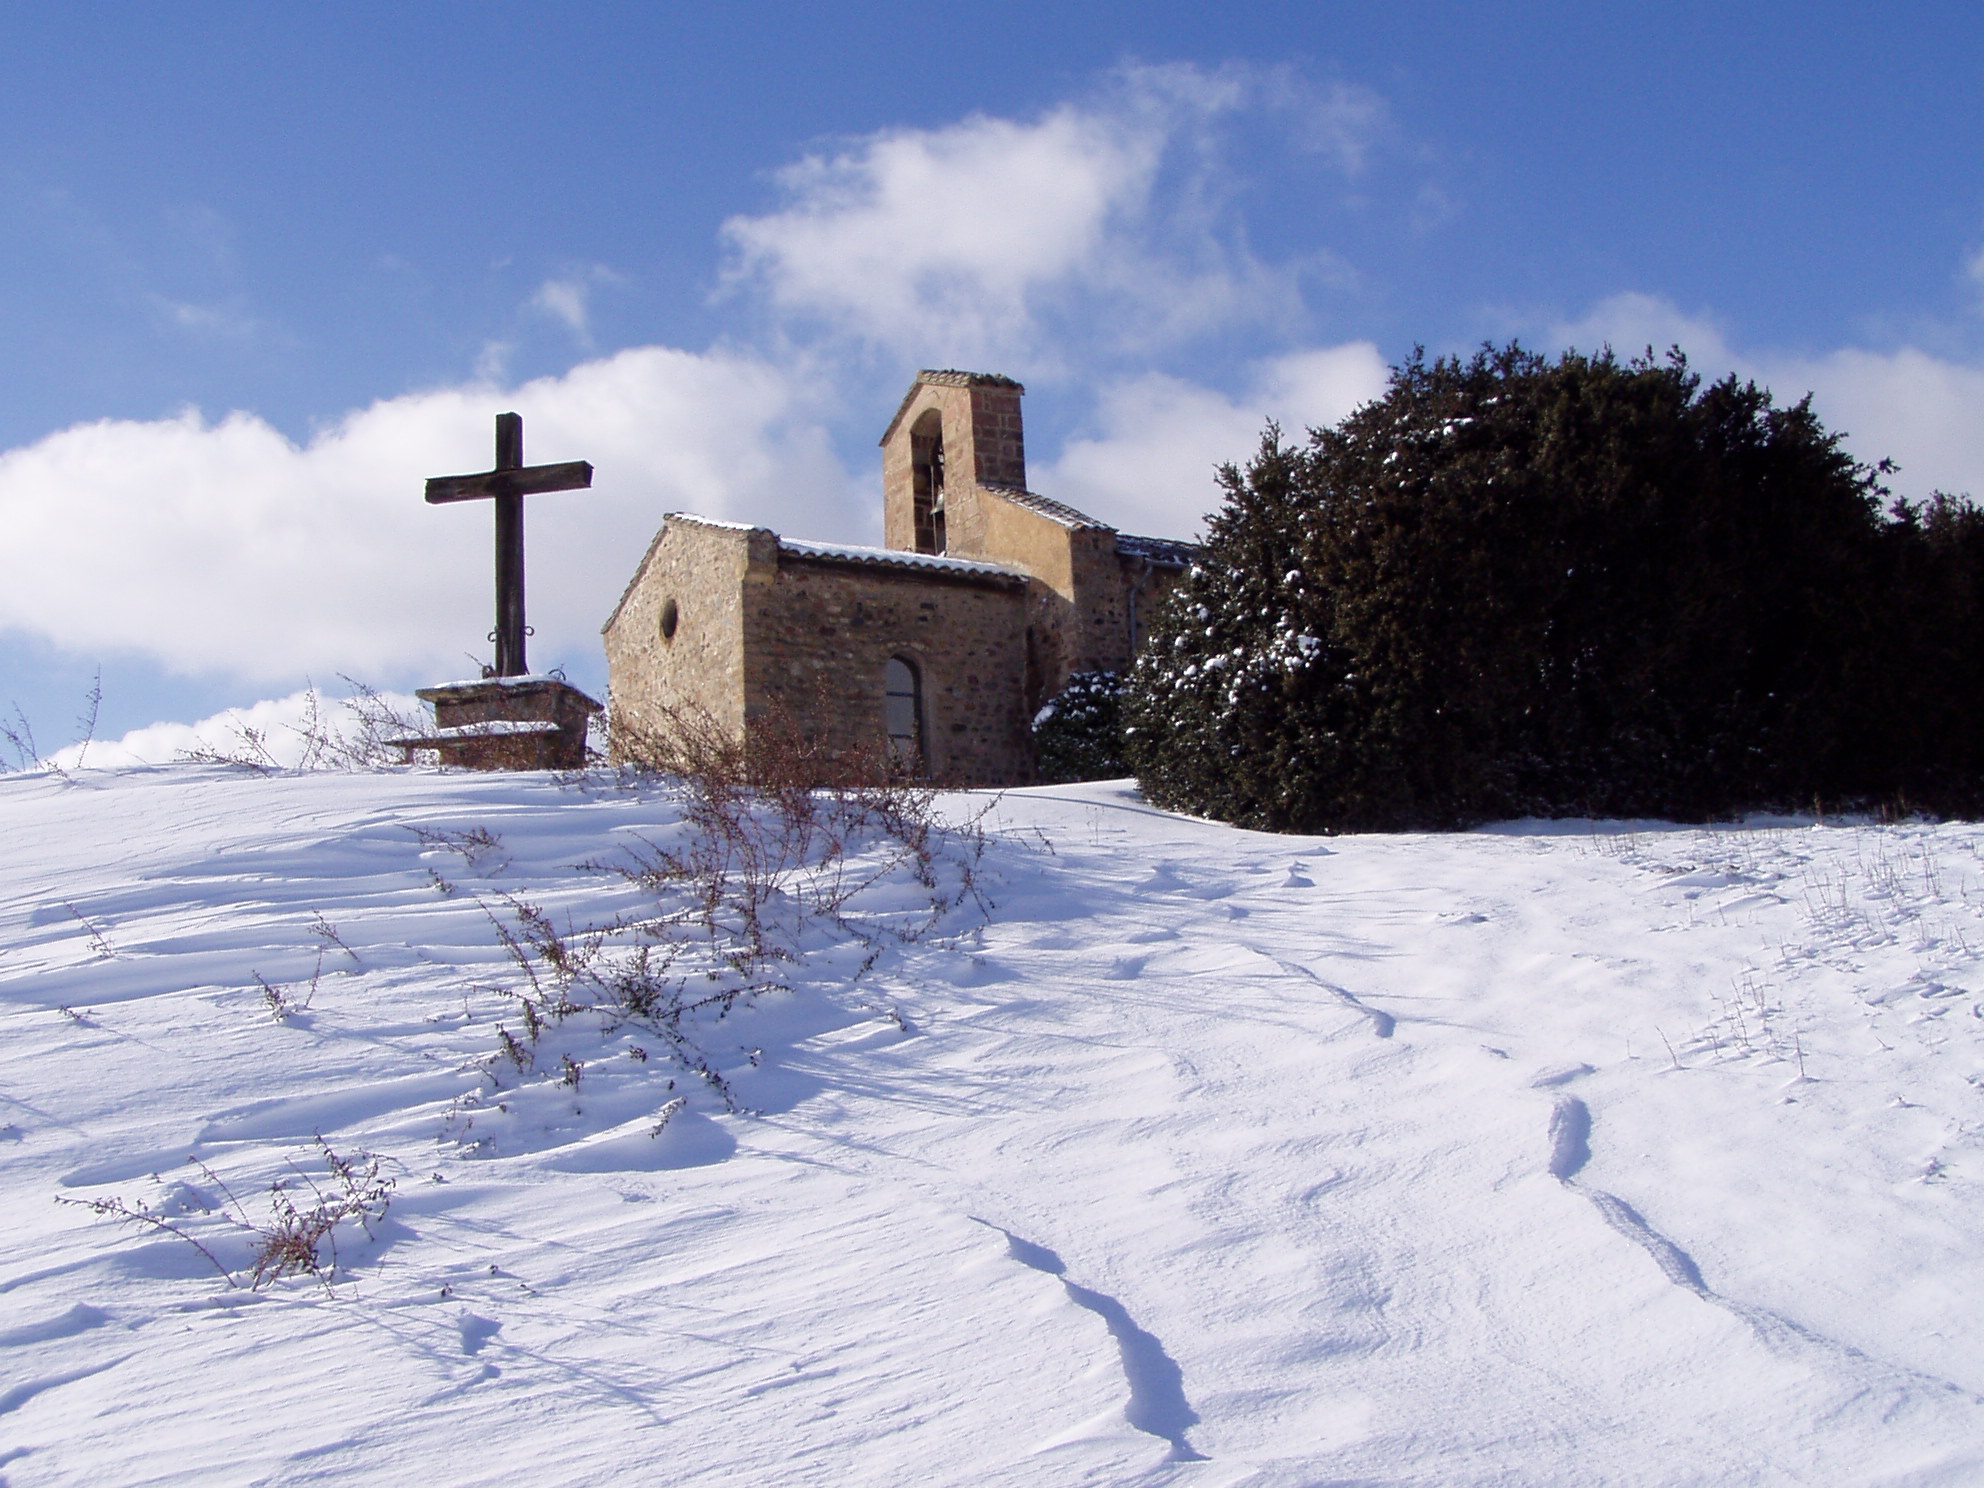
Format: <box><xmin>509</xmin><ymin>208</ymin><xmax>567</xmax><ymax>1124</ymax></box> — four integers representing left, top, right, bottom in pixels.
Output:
<box><xmin>457</xmin><ymin>1312</ymin><xmax>501</xmax><ymax>1356</ymax></box>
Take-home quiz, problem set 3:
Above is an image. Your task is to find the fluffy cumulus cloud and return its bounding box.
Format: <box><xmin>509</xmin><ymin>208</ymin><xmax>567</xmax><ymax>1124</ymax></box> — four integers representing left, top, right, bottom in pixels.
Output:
<box><xmin>45</xmin><ymin>687</ymin><xmax>426</xmax><ymax>770</ymax></box>
<box><xmin>1039</xmin><ymin>344</ymin><xmax>1390</xmax><ymax>538</ymax></box>
<box><xmin>1552</xmin><ymin>292</ymin><xmax>1984</xmax><ymax>504</ymax></box>
<box><xmin>720</xmin><ymin>64</ymin><xmax>1318</xmax><ymax>368</ymax></box>
<box><xmin>1762</xmin><ymin>347</ymin><xmax>1984</xmax><ymax>504</ymax></box>
<box><xmin>0</xmin><ymin>347</ymin><xmax>858</xmax><ymax>686</ymax></box>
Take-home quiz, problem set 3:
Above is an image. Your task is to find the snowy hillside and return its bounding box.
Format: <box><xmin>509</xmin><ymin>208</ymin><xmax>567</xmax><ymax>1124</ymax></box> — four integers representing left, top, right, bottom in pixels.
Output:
<box><xmin>5</xmin><ymin>765</ymin><xmax>1984</xmax><ymax>1485</ymax></box>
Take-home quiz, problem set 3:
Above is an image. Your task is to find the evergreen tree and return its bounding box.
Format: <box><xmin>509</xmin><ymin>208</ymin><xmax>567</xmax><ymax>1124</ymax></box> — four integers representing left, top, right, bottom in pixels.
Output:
<box><xmin>1032</xmin><ymin>671</ymin><xmax>1128</xmax><ymax>784</ymax></box>
<box><xmin>1126</xmin><ymin>343</ymin><xmax>1981</xmax><ymax>831</ymax></box>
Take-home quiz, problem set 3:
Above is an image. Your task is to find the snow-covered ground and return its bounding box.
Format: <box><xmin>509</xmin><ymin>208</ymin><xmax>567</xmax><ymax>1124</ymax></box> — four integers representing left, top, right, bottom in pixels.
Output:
<box><xmin>5</xmin><ymin>764</ymin><xmax>1984</xmax><ymax>1485</ymax></box>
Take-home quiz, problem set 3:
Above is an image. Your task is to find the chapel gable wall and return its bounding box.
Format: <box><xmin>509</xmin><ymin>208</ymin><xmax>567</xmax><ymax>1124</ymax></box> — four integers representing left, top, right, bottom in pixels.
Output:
<box><xmin>973</xmin><ymin>490</ymin><xmax>1134</xmax><ymax>702</ymax></box>
<box><xmin>601</xmin><ymin>517</ymin><xmax>765</xmax><ymax>755</ymax></box>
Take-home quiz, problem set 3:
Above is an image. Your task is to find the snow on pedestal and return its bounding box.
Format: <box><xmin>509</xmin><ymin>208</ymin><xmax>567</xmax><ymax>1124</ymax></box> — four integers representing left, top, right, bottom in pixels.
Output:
<box><xmin>392</xmin><ymin>675</ymin><xmax>601</xmax><ymax>770</ymax></box>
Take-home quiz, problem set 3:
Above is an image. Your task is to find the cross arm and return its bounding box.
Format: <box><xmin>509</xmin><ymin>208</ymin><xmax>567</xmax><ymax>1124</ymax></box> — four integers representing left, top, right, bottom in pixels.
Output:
<box><xmin>425</xmin><ymin>460</ymin><xmax>595</xmax><ymax>504</ymax></box>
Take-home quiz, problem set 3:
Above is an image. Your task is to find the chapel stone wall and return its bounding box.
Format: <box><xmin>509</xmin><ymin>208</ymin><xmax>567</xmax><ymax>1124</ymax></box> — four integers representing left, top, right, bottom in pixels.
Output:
<box><xmin>602</xmin><ymin>516</ymin><xmax>766</xmax><ymax>756</ymax></box>
<box><xmin>742</xmin><ymin>554</ymin><xmax>1033</xmax><ymax>786</ymax></box>
<box><xmin>971</xmin><ymin>491</ymin><xmax>1134</xmax><ymax>705</ymax></box>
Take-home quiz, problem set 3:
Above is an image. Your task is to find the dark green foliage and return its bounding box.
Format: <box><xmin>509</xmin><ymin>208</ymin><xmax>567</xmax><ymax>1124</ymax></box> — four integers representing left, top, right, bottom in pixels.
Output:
<box><xmin>1125</xmin><ymin>343</ymin><xmax>1984</xmax><ymax>831</ymax></box>
<box><xmin>1033</xmin><ymin>671</ymin><xmax>1128</xmax><ymax>783</ymax></box>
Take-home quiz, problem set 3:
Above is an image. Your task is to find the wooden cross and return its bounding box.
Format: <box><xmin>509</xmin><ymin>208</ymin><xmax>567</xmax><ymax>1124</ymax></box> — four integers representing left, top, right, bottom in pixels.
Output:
<box><xmin>426</xmin><ymin>412</ymin><xmax>593</xmax><ymax>677</ymax></box>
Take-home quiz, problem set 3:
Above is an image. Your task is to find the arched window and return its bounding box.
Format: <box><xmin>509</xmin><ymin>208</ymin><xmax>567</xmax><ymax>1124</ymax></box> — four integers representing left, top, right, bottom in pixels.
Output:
<box><xmin>885</xmin><ymin>656</ymin><xmax>923</xmax><ymax>769</ymax></box>
<box><xmin>910</xmin><ymin>410</ymin><xmax>946</xmax><ymax>555</ymax></box>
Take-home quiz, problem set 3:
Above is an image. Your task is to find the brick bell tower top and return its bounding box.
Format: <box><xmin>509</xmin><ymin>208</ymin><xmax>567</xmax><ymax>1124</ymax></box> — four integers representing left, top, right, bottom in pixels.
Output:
<box><xmin>878</xmin><ymin>370</ymin><xmax>1027</xmax><ymax>558</ymax></box>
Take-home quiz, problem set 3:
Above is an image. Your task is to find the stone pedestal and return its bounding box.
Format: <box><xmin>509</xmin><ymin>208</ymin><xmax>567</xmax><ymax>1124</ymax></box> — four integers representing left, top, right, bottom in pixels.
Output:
<box><xmin>391</xmin><ymin>675</ymin><xmax>603</xmax><ymax>770</ymax></box>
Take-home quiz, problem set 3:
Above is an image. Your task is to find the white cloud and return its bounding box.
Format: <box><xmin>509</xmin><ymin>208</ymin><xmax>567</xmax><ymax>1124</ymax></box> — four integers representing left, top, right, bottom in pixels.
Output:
<box><xmin>1037</xmin><ymin>343</ymin><xmax>1390</xmax><ymax>539</ymax></box>
<box><xmin>1963</xmin><ymin>244</ymin><xmax>1984</xmax><ymax>295</ymax></box>
<box><xmin>0</xmin><ymin>346</ymin><xmax>860</xmax><ymax>686</ymax></box>
<box><xmin>530</xmin><ymin>265</ymin><xmax>624</xmax><ymax>345</ymax></box>
<box><xmin>148</xmin><ymin>294</ymin><xmax>265</xmax><ymax>341</ymax></box>
<box><xmin>1766</xmin><ymin>347</ymin><xmax>1984</xmax><ymax>503</ymax></box>
<box><xmin>719</xmin><ymin>64</ymin><xmax>1303</xmax><ymax>367</ymax></box>
<box><xmin>1289</xmin><ymin>80</ymin><xmax>1390</xmax><ymax>176</ymax></box>
<box><xmin>1551</xmin><ymin>292</ymin><xmax>1984</xmax><ymax>504</ymax></box>
<box><xmin>533</xmin><ymin>279</ymin><xmax>591</xmax><ymax>339</ymax></box>
<box><xmin>46</xmin><ymin>687</ymin><xmax>426</xmax><ymax>770</ymax></box>
<box><xmin>1547</xmin><ymin>291</ymin><xmax>1737</xmax><ymax>369</ymax></box>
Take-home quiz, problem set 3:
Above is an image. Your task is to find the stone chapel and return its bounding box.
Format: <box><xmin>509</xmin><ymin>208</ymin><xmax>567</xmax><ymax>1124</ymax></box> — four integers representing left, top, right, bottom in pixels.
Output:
<box><xmin>602</xmin><ymin>370</ymin><xmax>1199</xmax><ymax>785</ymax></box>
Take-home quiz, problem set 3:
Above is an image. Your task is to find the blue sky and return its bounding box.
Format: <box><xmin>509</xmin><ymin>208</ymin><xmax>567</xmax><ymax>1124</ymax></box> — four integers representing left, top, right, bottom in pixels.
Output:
<box><xmin>5</xmin><ymin>3</ymin><xmax>1984</xmax><ymax>751</ymax></box>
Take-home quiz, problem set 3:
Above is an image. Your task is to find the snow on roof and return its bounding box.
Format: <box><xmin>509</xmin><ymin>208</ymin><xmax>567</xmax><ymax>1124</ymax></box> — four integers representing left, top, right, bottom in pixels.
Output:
<box><xmin>777</xmin><ymin>537</ymin><xmax>1027</xmax><ymax>583</ymax></box>
<box><xmin>1115</xmin><ymin>532</ymin><xmax>1201</xmax><ymax>568</ymax></box>
<box><xmin>978</xmin><ymin>483</ymin><xmax>1108</xmax><ymax>531</ymax></box>
<box><xmin>389</xmin><ymin>719</ymin><xmax>566</xmax><ymax>748</ymax></box>
<box><xmin>662</xmin><ymin>511</ymin><xmax>766</xmax><ymax>534</ymax></box>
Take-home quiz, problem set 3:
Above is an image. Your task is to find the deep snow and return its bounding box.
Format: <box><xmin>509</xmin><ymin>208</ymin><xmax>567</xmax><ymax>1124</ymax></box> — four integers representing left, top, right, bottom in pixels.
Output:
<box><xmin>4</xmin><ymin>765</ymin><xmax>1984</xmax><ymax>1485</ymax></box>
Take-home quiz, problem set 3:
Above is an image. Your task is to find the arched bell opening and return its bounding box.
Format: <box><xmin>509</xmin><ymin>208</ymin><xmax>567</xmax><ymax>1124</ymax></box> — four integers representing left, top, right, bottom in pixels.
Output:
<box><xmin>910</xmin><ymin>410</ymin><xmax>946</xmax><ymax>555</ymax></box>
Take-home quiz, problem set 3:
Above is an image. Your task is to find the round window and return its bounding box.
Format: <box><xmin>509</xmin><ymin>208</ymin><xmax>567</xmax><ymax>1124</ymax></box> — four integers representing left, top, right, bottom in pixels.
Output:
<box><xmin>659</xmin><ymin>598</ymin><xmax>679</xmax><ymax>641</ymax></box>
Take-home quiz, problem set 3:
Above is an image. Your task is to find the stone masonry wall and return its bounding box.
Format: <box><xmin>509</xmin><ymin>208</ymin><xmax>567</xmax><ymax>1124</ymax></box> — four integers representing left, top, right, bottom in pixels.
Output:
<box><xmin>972</xmin><ymin>492</ymin><xmax>1136</xmax><ymax>705</ymax></box>
<box><xmin>965</xmin><ymin>383</ymin><xmax>1026</xmax><ymax>489</ymax></box>
<box><xmin>883</xmin><ymin>381</ymin><xmax>967</xmax><ymax>553</ymax></box>
<box><xmin>743</xmin><ymin>553</ymin><xmax>1033</xmax><ymax>786</ymax></box>
<box><xmin>881</xmin><ymin>372</ymin><xmax>1026</xmax><ymax>556</ymax></box>
<box><xmin>602</xmin><ymin>516</ymin><xmax>767</xmax><ymax>755</ymax></box>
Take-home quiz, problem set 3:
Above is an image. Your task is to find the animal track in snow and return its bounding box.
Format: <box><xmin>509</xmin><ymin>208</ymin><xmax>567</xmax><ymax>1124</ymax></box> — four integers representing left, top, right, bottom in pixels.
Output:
<box><xmin>975</xmin><ymin>1221</ymin><xmax>1206</xmax><ymax>1462</ymax></box>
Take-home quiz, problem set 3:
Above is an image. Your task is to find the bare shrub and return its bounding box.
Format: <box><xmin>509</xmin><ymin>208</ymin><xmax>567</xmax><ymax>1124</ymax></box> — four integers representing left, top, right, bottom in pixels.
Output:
<box><xmin>0</xmin><ymin>702</ymin><xmax>40</xmax><ymax>771</ymax></box>
<box><xmin>463</xmin><ymin>700</ymin><xmax>987</xmax><ymax>1120</ymax></box>
<box><xmin>245</xmin><ymin>1145</ymin><xmax>394</xmax><ymax>1288</ymax></box>
<box><xmin>71</xmin><ymin>669</ymin><xmax>102</xmax><ymax>771</ymax></box>
<box><xmin>0</xmin><ymin>671</ymin><xmax>101</xmax><ymax>779</ymax></box>
<box><xmin>255</xmin><ymin>968</ymin><xmax>316</xmax><ymax>1023</ymax></box>
<box><xmin>308</xmin><ymin>912</ymin><xmax>360</xmax><ymax>966</ymax></box>
<box><xmin>409</xmin><ymin>824</ymin><xmax>505</xmax><ymax>867</ymax></box>
<box><xmin>178</xmin><ymin>678</ymin><xmax>427</xmax><ymax>773</ymax></box>
<box><xmin>64</xmin><ymin>902</ymin><xmax>115</xmax><ymax>960</ymax></box>
<box><xmin>2</xmin><ymin>702</ymin><xmax>76</xmax><ymax>782</ymax></box>
<box><xmin>58</xmin><ymin>1138</ymin><xmax>395</xmax><ymax>1292</ymax></box>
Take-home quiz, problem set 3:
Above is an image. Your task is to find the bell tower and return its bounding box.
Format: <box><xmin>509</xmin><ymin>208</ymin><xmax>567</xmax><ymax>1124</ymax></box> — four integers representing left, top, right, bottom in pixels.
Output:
<box><xmin>879</xmin><ymin>370</ymin><xmax>1027</xmax><ymax>559</ymax></box>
